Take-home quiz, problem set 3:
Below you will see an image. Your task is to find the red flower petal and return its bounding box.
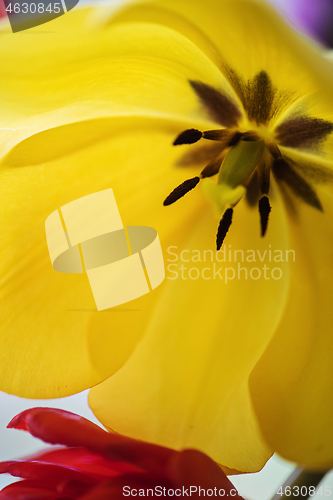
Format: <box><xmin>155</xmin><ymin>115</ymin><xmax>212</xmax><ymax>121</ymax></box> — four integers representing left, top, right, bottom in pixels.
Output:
<box><xmin>0</xmin><ymin>460</ymin><xmax>97</xmax><ymax>484</ymax></box>
<box><xmin>2</xmin><ymin>409</ymin><xmax>244</xmax><ymax>500</ymax></box>
<box><xmin>0</xmin><ymin>480</ymin><xmax>61</xmax><ymax>500</ymax></box>
<box><xmin>9</xmin><ymin>408</ymin><xmax>174</xmax><ymax>473</ymax></box>
<box><xmin>22</xmin><ymin>447</ymin><xmax>140</xmax><ymax>478</ymax></box>
<box><xmin>167</xmin><ymin>450</ymin><xmax>244</xmax><ymax>499</ymax></box>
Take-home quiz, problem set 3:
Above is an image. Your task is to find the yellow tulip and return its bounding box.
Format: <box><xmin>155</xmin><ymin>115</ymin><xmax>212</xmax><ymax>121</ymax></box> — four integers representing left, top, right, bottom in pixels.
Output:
<box><xmin>1</xmin><ymin>0</ymin><xmax>333</xmax><ymax>473</ymax></box>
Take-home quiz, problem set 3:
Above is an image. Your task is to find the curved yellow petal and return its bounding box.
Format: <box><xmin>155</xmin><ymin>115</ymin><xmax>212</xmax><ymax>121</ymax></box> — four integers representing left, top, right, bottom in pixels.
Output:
<box><xmin>0</xmin><ymin>8</ymin><xmax>223</xmax><ymax>158</ymax></box>
<box><xmin>89</xmin><ymin>182</ymin><xmax>291</xmax><ymax>473</ymax></box>
<box><xmin>250</xmin><ymin>188</ymin><xmax>333</xmax><ymax>469</ymax></box>
<box><xmin>0</xmin><ymin>118</ymin><xmax>205</xmax><ymax>398</ymax></box>
<box><xmin>104</xmin><ymin>0</ymin><xmax>333</xmax><ymax>120</ymax></box>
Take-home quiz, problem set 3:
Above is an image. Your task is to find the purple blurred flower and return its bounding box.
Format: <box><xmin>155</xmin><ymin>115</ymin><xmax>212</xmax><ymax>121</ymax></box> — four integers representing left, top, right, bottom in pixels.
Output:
<box><xmin>270</xmin><ymin>0</ymin><xmax>333</xmax><ymax>46</ymax></box>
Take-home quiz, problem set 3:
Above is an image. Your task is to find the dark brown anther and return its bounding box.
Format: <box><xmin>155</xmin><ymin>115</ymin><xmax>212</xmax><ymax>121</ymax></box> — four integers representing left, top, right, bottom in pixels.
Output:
<box><xmin>164</xmin><ymin>177</ymin><xmax>200</xmax><ymax>206</ymax></box>
<box><xmin>216</xmin><ymin>208</ymin><xmax>233</xmax><ymax>250</ymax></box>
<box><xmin>173</xmin><ymin>129</ymin><xmax>203</xmax><ymax>145</ymax></box>
<box><xmin>259</xmin><ymin>195</ymin><xmax>271</xmax><ymax>237</ymax></box>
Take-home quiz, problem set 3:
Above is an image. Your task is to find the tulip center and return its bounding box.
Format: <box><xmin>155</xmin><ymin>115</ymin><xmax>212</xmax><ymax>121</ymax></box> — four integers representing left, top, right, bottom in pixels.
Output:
<box><xmin>164</xmin><ymin>74</ymin><xmax>333</xmax><ymax>249</ymax></box>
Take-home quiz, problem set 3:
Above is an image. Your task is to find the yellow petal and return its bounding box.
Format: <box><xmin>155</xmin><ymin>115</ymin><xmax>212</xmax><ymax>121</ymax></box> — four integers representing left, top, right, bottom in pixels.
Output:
<box><xmin>89</xmin><ymin>181</ymin><xmax>291</xmax><ymax>473</ymax></box>
<box><xmin>0</xmin><ymin>8</ymin><xmax>224</xmax><ymax>159</ymax></box>
<box><xmin>250</xmin><ymin>188</ymin><xmax>333</xmax><ymax>469</ymax></box>
<box><xmin>0</xmin><ymin>119</ymin><xmax>205</xmax><ymax>398</ymax></box>
<box><xmin>104</xmin><ymin>0</ymin><xmax>333</xmax><ymax>119</ymax></box>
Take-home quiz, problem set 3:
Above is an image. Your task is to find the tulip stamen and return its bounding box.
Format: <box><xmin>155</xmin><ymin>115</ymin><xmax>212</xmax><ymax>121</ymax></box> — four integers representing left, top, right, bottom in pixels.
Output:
<box><xmin>216</xmin><ymin>208</ymin><xmax>233</xmax><ymax>250</ymax></box>
<box><xmin>200</xmin><ymin>157</ymin><xmax>223</xmax><ymax>178</ymax></box>
<box><xmin>258</xmin><ymin>162</ymin><xmax>270</xmax><ymax>195</ymax></box>
<box><xmin>257</xmin><ymin>162</ymin><xmax>271</xmax><ymax>236</ymax></box>
<box><xmin>227</xmin><ymin>131</ymin><xmax>243</xmax><ymax>147</ymax></box>
<box><xmin>163</xmin><ymin>177</ymin><xmax>200</xmax><ymax>206</ymax></box>
<box><xmin>164</xmin><ymin>156</ymin><xmax>224</xmax><ymax>208</ymax></box>
<box><xmin>173</xmin><ymin>129</ymin><xmax>203</xmax><ymax>145</ymax></box>
<box><xmin>202</xmin><ymin>130</ymin><xmax>231</xmax><ymax>141</ymax></box>
<box><xmin>259</xmin><ymin>195</ymin><xmax>271</xmax><ymax>237</ymax></box>
<box><xmin>242</xmin><ymin>130</ymin><xmax>261</xmax><ymax>142</ymax></box>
